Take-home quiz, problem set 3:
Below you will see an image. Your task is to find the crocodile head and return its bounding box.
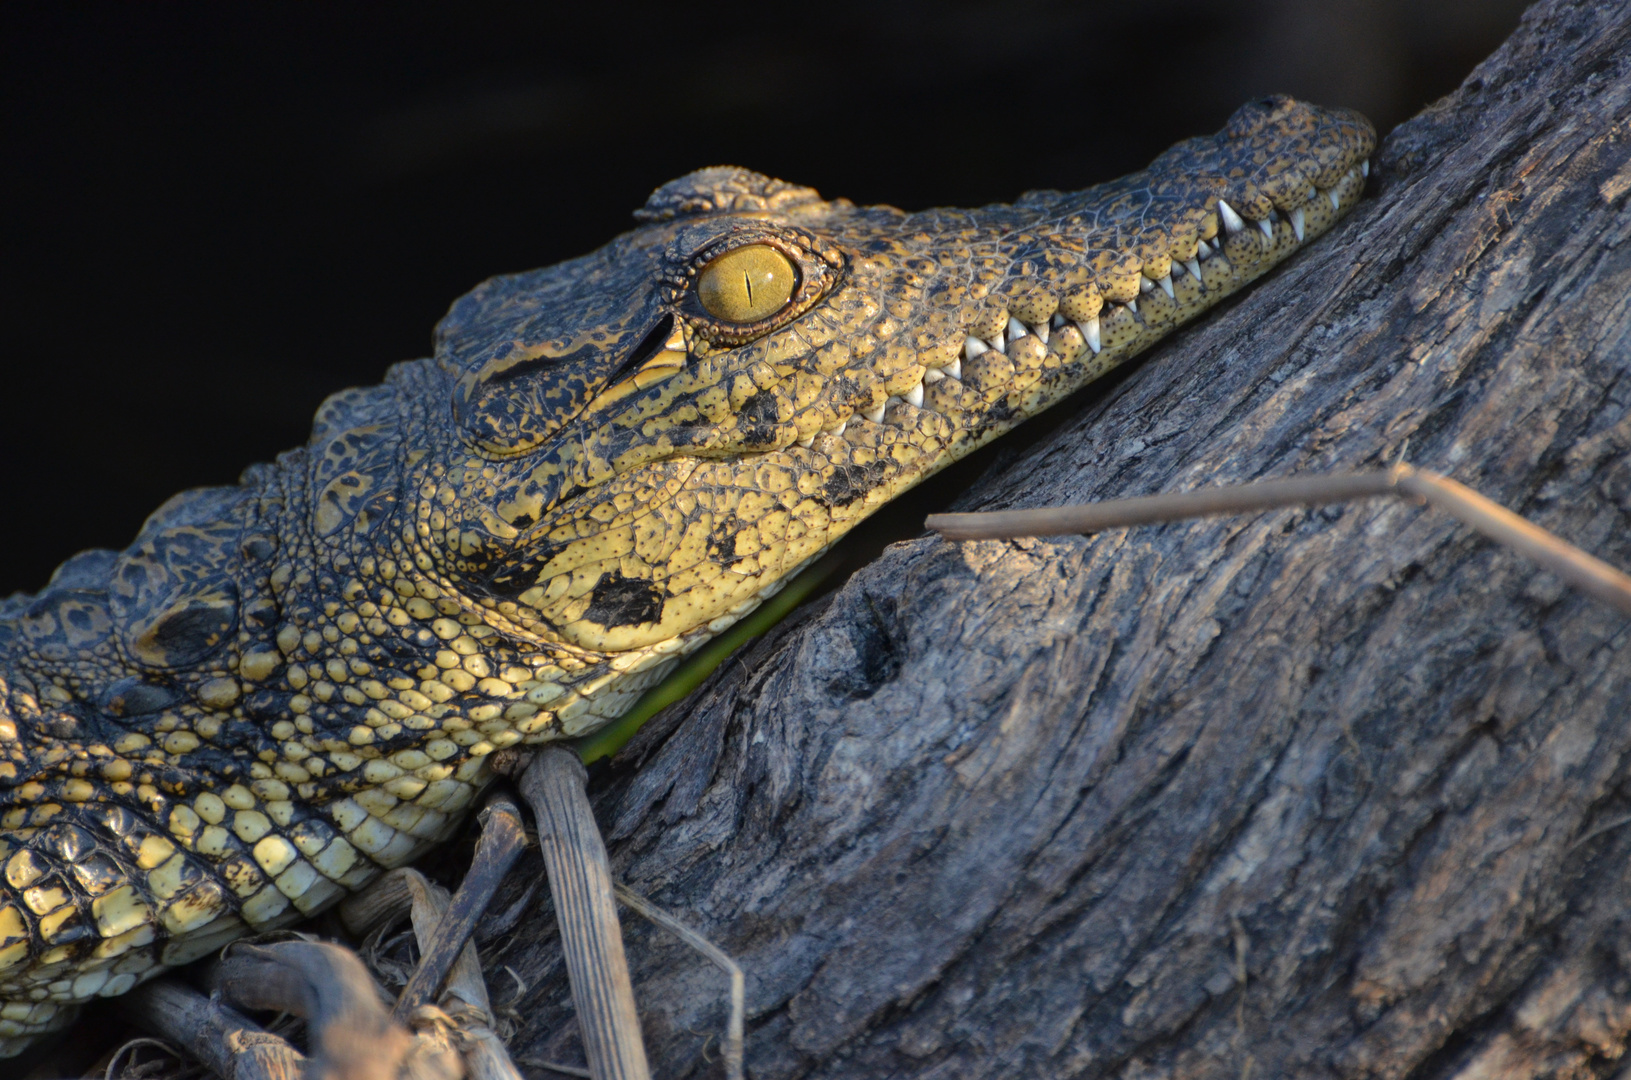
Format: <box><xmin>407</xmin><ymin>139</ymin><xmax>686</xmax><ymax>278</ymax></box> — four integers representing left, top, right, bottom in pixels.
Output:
<box><xmin>0</xmin><ymin>94</ymin><xmax>1370</xmax><ymax>1055</ymax></box>
<box><xmin>404</xmin><ymin>94</ymin><xmax>1373</xmax><ymax>691</ymax></box>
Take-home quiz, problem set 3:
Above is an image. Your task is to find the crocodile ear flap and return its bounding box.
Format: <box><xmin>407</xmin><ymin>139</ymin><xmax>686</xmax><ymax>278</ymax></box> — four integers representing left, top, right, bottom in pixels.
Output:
<box><xmin>453</xmin><ymin>302</ymin><xmax>686</xmax><ymax>459</ymax></box>
<box><xmin>453</xmin><ymin>339</ymin><xmax>611</xmax><ymax>458</ymax></box>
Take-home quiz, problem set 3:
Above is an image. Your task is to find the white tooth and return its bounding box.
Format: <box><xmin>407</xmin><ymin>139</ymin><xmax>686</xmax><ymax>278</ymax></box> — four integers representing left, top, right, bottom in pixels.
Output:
<box><xmin>796</xmin><ymin>435</ymin><xmax>815</xmax><ymax>448</ymax></box>
<box><xmin>991</xmin><ymin>328</ymin><xmax>1006</xmax><ymax>353</ymax></box>
<box><xmin>1361</xmin><ymin>158</ymin><xmax>1370</xmax><ymax>178</ymax></box>
<box><xmin>944</xmin><ymin>356</ymin><xmax>961</xmax><ymax>380</ymax></box>
<box><xmin>1126</xmin><ymin>298</ymin><xmax>1138</xmax><ymax>314</ymax></box>
<box><xmin>1328</xmin><ymin>188</ymin><xmax>1341</xmax><ymax>210</ymax></box>
<box><xmin>905</xmin><ymin>383</ymin><xmax>924</xmax><ymax>408</ymax></box>
<box><xmin>1157</xmin><ymin>274</ymin><xmax>1174</xmax><ymax>299</ymax></box>
<box><xmin>1290</xmin><ymin>208</ymin><xmax>1305</xmax><ymax>242</ymax></box>
<box><xmin>1033</xmin><ymin>320</ymin><xmax>1048</xmax><ymax>344</ymax></box>
<box><xmin>964</xmin><ymin>336</ymin><xmax>989</xmax><ymax>359</ymax></box>
<box><xmin>831</xmin><ymin>420</ymin><xmax>847</xmax><ymax>436</ymax></box>
<box><xmin>1006</xmin><ymin>316</ymin><xmax>1027</xmax><ymax>340</ymax></box>
<box><xmin>1075</xmin><ymin>317</ymin><xmax>1101</xmax><ymax>354</ymax></box>
<box><xmin>1258</xmin><ymin>217</ymin><xmax>1274</xmax><ymax>239</ymax></box>
<box><xmin>1268</xmin><ymin>208</ymin><xmax>1280</xmax><ymax>221</ymax></box>
<box><xmin>1051</xmin><ymin>313</ymin><xmax>1066</xmax><ymax>328</ymax></box>
<box><xmin>1197</xmin><ymin>238</ymin><xmax>1212</xmax><ymax>260</ymax></box>
<box><xmin>863</xmin><ymin>402</ymin><xmax>886</xmax><ymax>423</ymax></box>
<box><xmin>923</xmin><ymin>367</ymin><xmax>944</xmax><ymax>383</ymax></box>
<box><xmin>1184</xmin><ymin>257</ymin><xmax>1202</xmax><ymax>282</ymax></box>
<box><xmin>1217</xmin><ymin>199</ymin><xmax>1246</xmax><ymax>234</ymax></box>
<box><xmin>1140</xmin><ymin>276</ymin><xmax>1155</xmax><ymax>293</ymax></box>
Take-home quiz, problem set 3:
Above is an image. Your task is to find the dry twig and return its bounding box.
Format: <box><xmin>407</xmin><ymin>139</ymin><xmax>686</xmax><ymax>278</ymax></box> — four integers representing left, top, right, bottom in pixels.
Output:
<box><xmin>613</xmin><ymin>885</ymin><xmax>744</xmax><ymax>1080</ymax></box>
<box><xmin>517</xmin><ymin>747</ymin><xmax>650</xmax><ymax>1080</ymax></box>
<box><xmin>926</xmin><ymin>465</ymin><xmax>1631</xmax><ymax>617</ymax></box>
<box><xmin>393</xmin><ymin>794</ymin><xmax>528</xmax><ymax>1021</ymax></box>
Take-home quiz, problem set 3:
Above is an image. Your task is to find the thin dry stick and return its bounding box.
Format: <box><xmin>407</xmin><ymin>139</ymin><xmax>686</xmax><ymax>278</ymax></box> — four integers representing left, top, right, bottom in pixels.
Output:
<box><xmin>392</xmin><ymin>792</ymin><xmax>529</xmax><ymax>1020</ymax></box>
<box><xmin>926</xmin><ymin>465</ymin><xmax>1631</xmax><ymax>618</ymax></box>
<box><xmin>519</xmin><ymin>746</ymin><xmax>651</xmax><ymax>1080</ymax></box>
<box><xmin>118</xmin><ymin>979</ymin><xmax>305</xmax><ymax>1080</ymax></box>
<box><xmin>395</xmin><ymin>866</ymin><xmax>526</xmax><ymax>1080</ymax></box>
<box><xmin>614</xmin><ymin>884</ymin><xmax>745</xmax><ymax>1080</ymax></box>
<box><xmin>514</xmin><ymin>1056</ymin><xmax>593</xmax><ymax>1078</ymax></box>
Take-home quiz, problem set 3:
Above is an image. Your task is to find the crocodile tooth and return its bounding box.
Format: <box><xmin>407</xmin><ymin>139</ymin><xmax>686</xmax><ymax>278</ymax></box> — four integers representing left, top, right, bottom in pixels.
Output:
<box><xmin>1361</xmin><ymin>158</ymin><xmax>1370</xmax><ymax>177</ymax></box>
<box><xmin>1006</xmin><ymin>316</ymin><xmax>1028</xmax><ymax>342</ymax></box>
<box><xmin>1257</xmin><ymin>217</ymin><xmax>1274</xmax><ymax>239</ymax></box>
<box><xmin>990</xmin><ymin>328</ymin><xmax>1006</xmax><ymax>354</ymax></box>
<box><xmin>1216</xmin><ymin>199</ymin><xmax>1246</xmax><ymax>234</ymax></box>
<box><xmin>1290</xmin><ymin>208</ymin><xmax>1305</xmax><ymax>242</ymax></box>
<box><xmin>1075</xmin><ymin>317</ymin><xmax>1101</xmax><ymax>354</ymax></box>
<box><xmin>796</xmin><ymin>435</ymin><xmax>815</xmax><ymax>448</ymax></box>
<box><xmin>831</xmin><ymin>419</ymin><xmax>847</xmax><ymax>436</ymax></box>
<box><xmin>923</xmin><ymin>367</ymin><xmax>945</xmax><ymax>383</ymax></box>
<box><xmin>905</xmin><ymin>382</ymin><xmax>924</xmax><ymax>408</ymax></box>
<box><xmin>1157</xmin><ymin>274</ymin><xmax>1174</xmax><ymax>299</ymax></box>
<box><xmin>1139</xmin><ymin>275</ymin><xmax>1155</xmax><ymax>294</ymax></box>
<box><xmin>863</xmin><ymin>402</ymin><xmax>886</xmax><ymax>423</ymax></box>
<box><xmin>964</xmin><ymin>336</ymin><xmax>989</xmax><ymax>359</ymax></box>
<box><xmin>1126</xmin><ymin>298</ymin><xmax>1138</xmax><ymax>314</ymax></box>
<box><xmin>1184</xmin><ymin>257</ymin><xmax>1202</xmax><ymax>282</ymax></box>
<box><xmin>1196</xmin><ymin>238</ymin><xmax>1212</xmax><ymax>260</ymax></box>
<box><xmin>943</xmin><ymin>356</ymin><xmax>961</xmax><ymax>380</ymax></box>
<box><xmin>1328</xmin><ymin>188</ymin><xmax>1341</xmax><ymax>210</ymax></box>
<box><xmin>1051</xmin><ymin>314</ymin><xmax>1066</xmax><ymax>328</ymax></box>
<box><xmin>1033</xmin><ymin>320</ymin><xmax>1048</xmax><ymax>344</ymax></box>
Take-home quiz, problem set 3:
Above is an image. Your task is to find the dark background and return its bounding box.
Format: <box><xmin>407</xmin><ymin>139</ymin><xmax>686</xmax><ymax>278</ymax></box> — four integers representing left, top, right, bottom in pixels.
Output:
<box><xmin>2</xmin><ymin>1</ymin><xmax>1527</xmax><ymax>597</ymax></box>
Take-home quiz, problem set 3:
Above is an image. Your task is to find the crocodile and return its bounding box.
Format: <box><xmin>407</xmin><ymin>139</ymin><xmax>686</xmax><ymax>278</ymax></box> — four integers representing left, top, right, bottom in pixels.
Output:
<box><xmin>0</xmin><ymin>95</ymin><xmax>1373</xmax><ymax>1055</ymax></box>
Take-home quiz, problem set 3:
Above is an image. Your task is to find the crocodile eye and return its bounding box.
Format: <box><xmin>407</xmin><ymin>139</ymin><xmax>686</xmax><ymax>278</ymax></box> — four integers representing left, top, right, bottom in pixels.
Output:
<box><xmin>696</xmin><ymin>245</ymin><xmax>797</xmax><ymax>323</ymax></box>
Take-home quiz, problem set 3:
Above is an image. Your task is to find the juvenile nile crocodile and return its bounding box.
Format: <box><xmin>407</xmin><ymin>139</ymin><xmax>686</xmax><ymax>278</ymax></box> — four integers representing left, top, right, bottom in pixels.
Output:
<box><xmin>0</xmin><ymin>95</ymin><xmax>1373</xmax><ymax>1055</ymax></box>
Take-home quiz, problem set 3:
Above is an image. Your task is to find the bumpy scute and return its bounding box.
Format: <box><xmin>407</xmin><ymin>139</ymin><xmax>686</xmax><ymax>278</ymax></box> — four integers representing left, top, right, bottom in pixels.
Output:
<box><xmin>0</xmin><ymin>95</ymin><xmax>1372</xmax><ymax>1054</ymax></box>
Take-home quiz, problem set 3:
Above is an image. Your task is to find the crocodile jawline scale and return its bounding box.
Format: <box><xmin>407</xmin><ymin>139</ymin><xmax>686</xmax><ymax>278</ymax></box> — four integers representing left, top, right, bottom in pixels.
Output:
<box><xmin>0</xmin><ymin>94</ymin><xmax>1373</xmax><ymax>1054</ymax></box>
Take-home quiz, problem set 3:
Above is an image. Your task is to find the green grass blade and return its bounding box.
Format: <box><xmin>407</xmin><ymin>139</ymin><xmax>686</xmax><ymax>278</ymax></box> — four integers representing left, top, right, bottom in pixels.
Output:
<box><xmin>572</xmin><ymin>553</ymin><xmax>842</xmax><ymax>764</ymax></box>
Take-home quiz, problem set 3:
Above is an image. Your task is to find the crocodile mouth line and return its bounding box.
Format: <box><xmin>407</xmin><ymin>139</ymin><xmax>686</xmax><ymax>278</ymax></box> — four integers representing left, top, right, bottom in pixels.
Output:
<box><xmin>804</xmin><ymin>158</ymin><xmax>1372</xmax><ymax>452</ymax></box>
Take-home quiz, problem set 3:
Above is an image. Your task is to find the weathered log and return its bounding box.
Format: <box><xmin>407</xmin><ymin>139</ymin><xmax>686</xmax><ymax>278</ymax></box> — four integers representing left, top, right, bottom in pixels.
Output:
<box><xmin>485</xmin><ymin>1</ymin><xmax>1631</xmax><ymax>1076</ymax></box>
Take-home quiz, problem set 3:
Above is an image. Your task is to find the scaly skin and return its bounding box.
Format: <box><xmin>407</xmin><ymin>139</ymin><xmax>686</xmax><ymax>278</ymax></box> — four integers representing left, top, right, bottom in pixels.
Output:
<box><xmin>0</xmin><ymin>96</ymin><xmax>1372</xmax><ymax>1053</ymax></box>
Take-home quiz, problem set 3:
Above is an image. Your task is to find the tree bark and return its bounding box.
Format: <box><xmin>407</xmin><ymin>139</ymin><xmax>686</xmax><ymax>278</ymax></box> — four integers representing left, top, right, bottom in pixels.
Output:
<box><xmin>487</xmin><ymin>1</ymin><xmax>1631</xmax><ymax>1076</ymax></box>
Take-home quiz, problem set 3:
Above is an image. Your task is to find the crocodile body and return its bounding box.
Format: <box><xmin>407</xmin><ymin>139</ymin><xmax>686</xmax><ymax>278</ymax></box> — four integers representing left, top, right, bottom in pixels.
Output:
<box><xmin>0</xmin><ymin>96</ymin><xmax>1372</xmax><ymax>1054</ymax></box>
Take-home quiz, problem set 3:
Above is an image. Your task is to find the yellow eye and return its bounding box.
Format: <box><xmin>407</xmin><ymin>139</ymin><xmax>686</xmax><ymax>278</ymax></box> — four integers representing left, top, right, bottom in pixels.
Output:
<box><xmin>696</xmin><ymin>245</ymin><xmax>797</xmax><ymax>323</ymax></box>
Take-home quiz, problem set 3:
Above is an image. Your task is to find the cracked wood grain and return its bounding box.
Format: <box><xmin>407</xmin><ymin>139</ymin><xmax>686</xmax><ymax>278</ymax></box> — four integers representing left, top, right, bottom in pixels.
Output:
<box><xmin>483</xmin><ymin>2</ymin><xmax>1631</xmax><ymax>1076</ymax></box>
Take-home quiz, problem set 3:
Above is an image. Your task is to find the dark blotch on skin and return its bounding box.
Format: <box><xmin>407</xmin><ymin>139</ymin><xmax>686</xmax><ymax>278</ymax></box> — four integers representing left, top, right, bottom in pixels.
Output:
<box><xmin>707</xmin><ymin>518</ymin><xmax>743</xmax><ymax>562</ymax></box>
<box><xmin>100</xmin><ymin>676</ymin><xmax>181</xmax><ymax>718</ymax></box>
<box><xmin>818</xmin><ymin>460</ymin><xmax>888</xmax><ymax>508</ymax></box>
<box><xmin>584</xmin><ymin>572</ymin><xmax>664</xmax><ymax>628</ymax></box>
<box><xmin>737</xmin><ymin>390</ymin><xmax>782</xmax><ymax>445</ymax></box>
<box><xmin>143</xmin><ymin>598</ymin><xmax>237</xmax><ymax>666</ymax></box>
